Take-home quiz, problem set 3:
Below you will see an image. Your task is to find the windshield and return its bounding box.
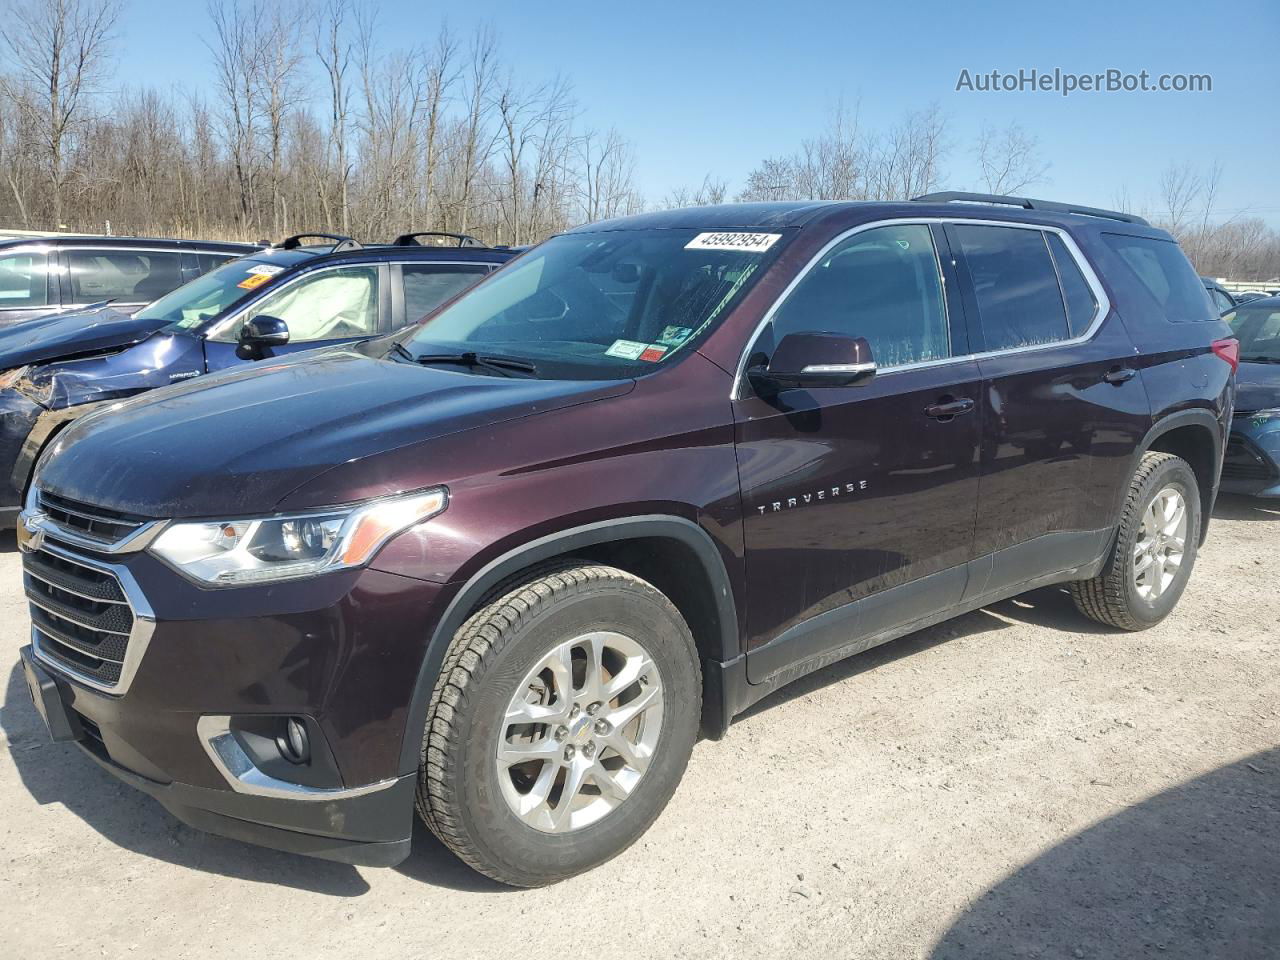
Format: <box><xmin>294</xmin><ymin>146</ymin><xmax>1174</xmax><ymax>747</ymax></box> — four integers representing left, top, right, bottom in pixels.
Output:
<box><xmin>1228</xmin><ymin>303</ymin><xmax>1280</xmax><ymax>362</ymax></box>
<box><xmin>402</xmin><ymin>228</ymin><xmax>787</xmax><ymax>378</ymax></box>
<box><xmin>138</xmin><ymin>257</ymin><xmax>284</xmax><ymax>330</ymax></box>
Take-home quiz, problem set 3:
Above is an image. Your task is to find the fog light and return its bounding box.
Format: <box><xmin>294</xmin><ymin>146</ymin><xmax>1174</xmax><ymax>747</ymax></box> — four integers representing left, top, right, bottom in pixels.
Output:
<box><xmin>277</xmin><ymin>717</ymin><xmax>310</xmax><ymax>765</ymax></box>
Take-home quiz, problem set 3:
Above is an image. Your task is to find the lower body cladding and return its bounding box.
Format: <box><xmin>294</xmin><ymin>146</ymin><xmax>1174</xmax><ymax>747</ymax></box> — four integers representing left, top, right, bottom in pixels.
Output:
<box><xmin>1219</xmin><ymin>422</ymin><xmax>1280</xmax><ymax>497</ymax></box>
<box><xmin>20</xmin><ymin>537</ymin><xmax>450</xmax><ymax>866</ymax></box>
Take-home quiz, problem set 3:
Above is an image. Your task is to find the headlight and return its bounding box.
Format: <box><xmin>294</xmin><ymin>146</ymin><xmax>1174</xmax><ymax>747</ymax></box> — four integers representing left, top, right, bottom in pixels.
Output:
<box><xmin>0</xmin><ymin>365</ymin><xmax>28</xmax><ymax>390</ymax></box>
<box><xmin>149</xmin><ymin>487</ymin><xmax>448</xmax><ymax>585</ymax></box>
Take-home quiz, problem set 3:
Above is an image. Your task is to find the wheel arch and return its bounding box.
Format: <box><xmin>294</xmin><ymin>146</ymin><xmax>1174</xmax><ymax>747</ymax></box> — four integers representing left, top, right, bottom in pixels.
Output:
<box><xmin>396</xmin><ymin>515</ymin><xmax>740</xmax><ymax>774</ymax></box>
<box><xmin>1131</xmin><ymin>409</ymin><xmax>1223</xmax><ymax>544</ymax></box>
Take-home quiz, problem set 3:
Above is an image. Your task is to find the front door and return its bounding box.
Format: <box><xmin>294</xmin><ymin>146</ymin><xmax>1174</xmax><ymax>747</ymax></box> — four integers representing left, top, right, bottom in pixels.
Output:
<box><xmin>732</xmin><ymin>222</ymin><xmax>982</xmax><ymax>683</ymax></box>
<box><xmin>203</xmin><ymin>263</ymin><xmax>389</xmax><ymax>372</ymax></box>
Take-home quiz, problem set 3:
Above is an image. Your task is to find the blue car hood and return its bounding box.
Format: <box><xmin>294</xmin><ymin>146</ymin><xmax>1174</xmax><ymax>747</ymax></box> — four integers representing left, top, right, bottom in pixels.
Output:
<box><xmin>1236</xmin><ymin>362</ymin><xmax>1280</xmax><ymax>413</ymax></box>
<box><xmin>0</xmin><ymin>303</ymin><xmax>163</xmax><ymax>371</ymax></box>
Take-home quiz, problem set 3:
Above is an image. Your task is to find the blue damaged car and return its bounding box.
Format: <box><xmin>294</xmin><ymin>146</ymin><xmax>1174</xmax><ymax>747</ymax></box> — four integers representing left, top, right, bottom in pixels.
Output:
<box><xmin>0</xmin><ymin>232</ymin><xmax>513</xmax><ymax>526</ymax></box>
<box><xmin>1221</xmin><ymin>295</ymin><xmax>1280</xmax><ymax>497</ymax></box>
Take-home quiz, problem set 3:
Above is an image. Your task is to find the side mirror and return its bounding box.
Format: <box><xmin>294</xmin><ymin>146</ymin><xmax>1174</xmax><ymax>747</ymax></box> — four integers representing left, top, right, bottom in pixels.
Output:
<box><xmin>749</xmin><ymin>332</ymin><xmax>877</xmax><ymax>391</ymax></box>
<box><xmin>236</xmin><ymin>315</ymin><xmax>290</xmax><ymax>360</ymax></box>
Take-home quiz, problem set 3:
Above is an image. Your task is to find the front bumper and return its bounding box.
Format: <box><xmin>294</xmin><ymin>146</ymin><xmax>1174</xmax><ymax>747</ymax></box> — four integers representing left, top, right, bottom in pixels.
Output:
<box><xmin>1219</xmin><ymin>420</ymin><xmax>1280</xmax><ymax>498</ymax></box>
<box><xmin>19</xmin><ymin>528</ymin><xmax>451</xmax><ymax>866</ymax></box>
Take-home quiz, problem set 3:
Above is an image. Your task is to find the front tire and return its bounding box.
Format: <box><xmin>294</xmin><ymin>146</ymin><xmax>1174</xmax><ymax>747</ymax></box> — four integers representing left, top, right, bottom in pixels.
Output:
<box><xmin>417</xmin><ymin>563</ymin><xmax>701</xmax><ymax>887</ymax></box>
<box><xmin>1070</xmin><ymin>451</ymin><xmax>1201</xmax><ymax>630</ymax></box>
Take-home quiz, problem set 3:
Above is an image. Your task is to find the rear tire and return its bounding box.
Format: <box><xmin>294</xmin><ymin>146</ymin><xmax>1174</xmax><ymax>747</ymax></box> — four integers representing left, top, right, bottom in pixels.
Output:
<box><xmin>417</xmin><ymin>563</ymin><xmax>701</xmax><ymax>887</ymax></box>
<box><xmin>1070</xmin><ymin>452</ymin><xmax>1200</xmax><ymax>630</ymax></box>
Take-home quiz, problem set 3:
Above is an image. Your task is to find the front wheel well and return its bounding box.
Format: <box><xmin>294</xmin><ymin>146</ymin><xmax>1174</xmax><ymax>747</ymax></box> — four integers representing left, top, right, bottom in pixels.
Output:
<box><xmin>1145</xmin><ymin>422</ymin><xmax>1219</xmax><ymax>541</ymax></box>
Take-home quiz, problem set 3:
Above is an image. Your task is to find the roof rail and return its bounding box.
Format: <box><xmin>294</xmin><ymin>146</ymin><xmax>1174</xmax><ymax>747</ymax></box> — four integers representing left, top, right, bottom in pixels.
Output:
<box><xmin>911</xmin><ymin>191</ymin><xmax>1150</xmax><ymax>227</ymax></box>
<box><xmin>392</xmin><ymin>231</ymin><xmax>484</xmax><ymax>248</ymax></box>
<box><xmin>274</xmin><ymin>232</ymin><xmax>362</xmax><ymax>252</ymax></box>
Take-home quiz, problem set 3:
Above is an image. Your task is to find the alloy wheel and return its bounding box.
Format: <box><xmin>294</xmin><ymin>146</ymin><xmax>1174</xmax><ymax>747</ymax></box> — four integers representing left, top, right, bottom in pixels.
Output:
<box><xmin>496</xmin><ymin>630</ymin><xmax>664</xmax><ymax>833</ymax></box>
<box><xmin>1132</xmin><ymin>485</ymin><xmax>1188</xmax><ymax>601</ymax></box>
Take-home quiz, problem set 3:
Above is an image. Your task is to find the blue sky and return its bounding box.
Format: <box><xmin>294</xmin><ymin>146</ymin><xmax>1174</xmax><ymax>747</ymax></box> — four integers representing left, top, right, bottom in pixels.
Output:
<box><xmin>120</xmin><ymin>0</ymin><xmax>1279</xmax><ymax>224</ymax></box>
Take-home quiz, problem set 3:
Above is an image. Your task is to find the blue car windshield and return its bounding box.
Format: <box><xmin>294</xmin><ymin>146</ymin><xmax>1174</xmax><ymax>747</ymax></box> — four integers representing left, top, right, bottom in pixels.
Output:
<box><xmin>401</xmin><ymin>228</ymin><xmax>787</xmax><ymax>379</ymax></box>
<box><xmin>138</xmin><ymin>258</ymin><xmax>285</xmax><ymax>331</ymax></box>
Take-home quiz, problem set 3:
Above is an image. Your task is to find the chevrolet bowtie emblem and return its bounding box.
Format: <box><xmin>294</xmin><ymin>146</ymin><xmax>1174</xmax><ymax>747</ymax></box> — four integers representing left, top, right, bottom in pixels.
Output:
<box><xmin>16</xmin><ymin>513</ymin><xmax>47</xmax><ymax>553</ymax></box>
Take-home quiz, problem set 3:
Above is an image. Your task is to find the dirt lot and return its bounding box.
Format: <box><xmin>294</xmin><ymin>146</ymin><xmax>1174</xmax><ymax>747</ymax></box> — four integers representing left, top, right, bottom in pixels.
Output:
<box><xmin>1</xmin><ymin>496</ymin><xmax>1276</xmax><ymax>960</ymax></box>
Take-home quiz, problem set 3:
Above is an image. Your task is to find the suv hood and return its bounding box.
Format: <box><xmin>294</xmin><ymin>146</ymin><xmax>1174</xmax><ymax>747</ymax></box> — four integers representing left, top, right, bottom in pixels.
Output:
<box><xmin>0</xmin><ymin>303</ymin><xmax>161</xmax><ymax>370</ymax></box>
<box><xmin>1236</xmin><ymin>361</ymin><xmax>1280</xmax><ymax>413</ymax></box>
<box><xmin>37</xmin><ymin>343</ymin><xmax>633</xmax><ymax>518</ymax></box>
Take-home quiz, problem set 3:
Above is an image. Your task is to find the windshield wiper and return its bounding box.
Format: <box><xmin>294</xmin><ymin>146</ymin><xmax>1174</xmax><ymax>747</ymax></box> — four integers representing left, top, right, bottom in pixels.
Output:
<box><xmin>411</xmin><ymin>350</ymin><xmax>540</xmax><ymax>378</ymax></box>
<box><xmin>1239</xmin><ymin>355</ymin><xmax>1280</xmax><ymax>364</ymax></box>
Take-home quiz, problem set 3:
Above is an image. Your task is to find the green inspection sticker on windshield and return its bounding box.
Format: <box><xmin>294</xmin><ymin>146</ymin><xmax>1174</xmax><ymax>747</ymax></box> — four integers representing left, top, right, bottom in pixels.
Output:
<box><xmin>604</xmin><ymin>339</ymin><xmax>648</xmax><ymax>360</ymax></box>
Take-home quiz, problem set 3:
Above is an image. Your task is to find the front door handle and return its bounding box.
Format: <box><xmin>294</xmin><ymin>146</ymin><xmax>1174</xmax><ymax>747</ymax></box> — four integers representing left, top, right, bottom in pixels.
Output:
<box><xmin>1102</xmin><ymin>366</ymin><xmax>1137</xmax><ymax>385</ymax></box>
<box><xmin>925</xmin><ymin>397</ymin><xmax>975</xmax><ymax>421</ymax></box>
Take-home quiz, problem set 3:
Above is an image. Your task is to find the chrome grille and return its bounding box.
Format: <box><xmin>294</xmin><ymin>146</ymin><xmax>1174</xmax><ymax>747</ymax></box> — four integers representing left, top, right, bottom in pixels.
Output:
<box><xmin>38</xmin><ymin>491</ymin><xmax>148</xmax><ymax>545</ymax></box>
<box><xmin>24</xmin><ymin>543</ymin><xmax>140</xmax><ymax>689</ymax></box>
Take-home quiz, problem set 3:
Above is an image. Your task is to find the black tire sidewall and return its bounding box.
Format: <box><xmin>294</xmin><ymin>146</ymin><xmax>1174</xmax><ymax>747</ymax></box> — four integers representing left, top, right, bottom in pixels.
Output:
<box><xmin>1119</xmin><ymin>459</ymin><xmax>1200</xmax><ymax>627</ymax></box>
<box><xmin>447</xmin><ymin>579</ymin><xmax>700</xmax><ymax>885</ymax></box>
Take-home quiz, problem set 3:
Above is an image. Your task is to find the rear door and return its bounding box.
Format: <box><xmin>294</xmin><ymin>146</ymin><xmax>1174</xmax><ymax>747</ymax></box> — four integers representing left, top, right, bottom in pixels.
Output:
<box><xmin>392</xmin><ymin>261</ymin><xmax>493</xmax><ymax>329</ymax></box>
<box><xmin>734</xmin><ymin>222</ymin><xmax>983</xmax><ymax>682</ymax></box>
<box><xmin>202</xmin><ymin>262</ymin><xmax>390</xmax><ymax>372</ymax></box>
<box><xmin>60</xmin><ymin>246</ymin><xmax>187</xmax><ymax>314</ymax></box>
<box><xmin>946</xmin><ymin>221</ymin><xmax>1150</xmax><ymax>598</ymax></box>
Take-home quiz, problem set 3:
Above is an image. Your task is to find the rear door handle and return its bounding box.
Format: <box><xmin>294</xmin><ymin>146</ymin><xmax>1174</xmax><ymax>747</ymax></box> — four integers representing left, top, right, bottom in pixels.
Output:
<box><xmin>1102</xmin><ymin>366</ymin><xmax>1137</xmax><ymax>385</ymax></box>
<box><xmin>924</xmin><ymin>397</ymin><xmax>975</xmax><ymax>420</ymax></box>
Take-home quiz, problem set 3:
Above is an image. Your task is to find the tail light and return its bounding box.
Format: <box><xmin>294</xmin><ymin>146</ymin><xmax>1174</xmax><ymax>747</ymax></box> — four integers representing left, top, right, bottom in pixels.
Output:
<box><xmin>1211</xmin><ymin>337</ymin><xmax>1239</xmax><ymax>372</ymax></box>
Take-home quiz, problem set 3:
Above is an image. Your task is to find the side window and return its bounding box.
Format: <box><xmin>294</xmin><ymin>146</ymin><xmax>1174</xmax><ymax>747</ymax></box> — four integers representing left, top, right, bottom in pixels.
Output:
<box><xmin>952</xmin><ymin>225</ymin><xmax>1069</xmax><ymax>351</ymax></box>
<box><xmin>194</xmin><ymin>253</ymin><xmax>238</xmax><ymax>275</ymax></box>
<box><xmin>401</xmin><ymin>263</ymin><xmax>489</xmax><ymax>322</ymax></box>
<box><xmin>770</xmin><ymin>223</ymin><xmax>950</xmax><ymax>369</ymax></box>
<box><xmin>0</xmin><ymin>252</ymin><xmax>50</xmax><ymax>308</ymax></box>
<box><xmin>66</xmin><ymin>250</ymin><xmax>185</xmax><ymax>303</ymax></box>
<box><xmin>1045</xmin><ymin>233</ymin><xmax>1099</xmax><ymax>337</ymax></box>
<box><xmin>242</xmin><ymin>266</ymin><xmax>380</xmax><ymax>342</ymax></box>
<box><xmin>1209</xmin><ymin>289</ymin><xmax>1234</xmax><ymax>315</ymax></box>
<box><xmin>1101</xmin><ymin>233</ymin><xmax>1212</xmax><ymax>323</ymax></box>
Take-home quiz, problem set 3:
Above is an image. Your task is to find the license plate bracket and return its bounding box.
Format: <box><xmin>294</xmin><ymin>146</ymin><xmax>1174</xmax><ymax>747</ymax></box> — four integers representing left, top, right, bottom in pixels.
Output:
<box><xmin>20</xmin><ymin>646</ymin><xmax>82</xmax><ymax>743</ymax></box>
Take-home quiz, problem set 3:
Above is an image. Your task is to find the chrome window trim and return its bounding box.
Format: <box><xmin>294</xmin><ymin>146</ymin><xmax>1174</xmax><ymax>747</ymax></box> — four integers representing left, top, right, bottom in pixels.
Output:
<box><xmin>27</xmin><ymin>539</ymin><xmax>156</xmax><ymax>696</ymax></box>
<box><xmin>730</xmin><ymin>216</ymin><xmax>1111</xmax><ymax>399</ymax></box>
<box><xmin>197</xmin><ymin>715</ymin><xmax>399</xmax><ymax>801</ymax></box>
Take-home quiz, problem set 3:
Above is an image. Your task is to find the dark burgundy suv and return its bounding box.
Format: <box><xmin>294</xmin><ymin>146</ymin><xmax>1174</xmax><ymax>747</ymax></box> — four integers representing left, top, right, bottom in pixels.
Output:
<box><xmin>18</xmin><ymin>194</ymin><xmax>1237</xmax><ymax>886</ymax></box>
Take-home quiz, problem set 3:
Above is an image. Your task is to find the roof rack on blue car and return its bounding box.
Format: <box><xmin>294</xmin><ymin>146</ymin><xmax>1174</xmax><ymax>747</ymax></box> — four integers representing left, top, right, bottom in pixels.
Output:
<box><xmin>392</xmin><ymin>231</ymin><xmax>485</xmax><ymax>248</ymax></box>
<box><xmin>911</xmin><ymin>191</ymin><xmax>1150</xmax><ymax>227</ymax></box>
<box><xmin>274</xmin><ymin>232</ymin><xmax>363</xmax><ymax>252</ymax></box>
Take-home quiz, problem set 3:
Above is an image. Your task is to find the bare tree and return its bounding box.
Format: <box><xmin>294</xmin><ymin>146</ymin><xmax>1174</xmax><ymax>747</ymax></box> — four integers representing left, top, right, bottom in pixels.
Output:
<box><xmin>258</xmin><ymin>5</ymin><xmax>305</xmax><ymax>236</ymax></box>
<box><xmin>576</xmin><ymin>127</ymin><xmax>637</xmax><ymax>221</ymax></box>
<box><xmin>206</xmin><ymin>0</ymin><xmax>263</xmax><ymax>232</ymax></box>
<box><xmin>974</xmin><ymin>120</ymin><xmax>1049</xmax><ymax>194</ymax></box>
<box><xmin>315</xmin><ymin>0</ymin><xmax>353</xmax><ymax>231</ymax></box>
<box><xmin>0</xmin><ymin>0</ymin><xmax>120</xmax><ymax>226</ymax></box>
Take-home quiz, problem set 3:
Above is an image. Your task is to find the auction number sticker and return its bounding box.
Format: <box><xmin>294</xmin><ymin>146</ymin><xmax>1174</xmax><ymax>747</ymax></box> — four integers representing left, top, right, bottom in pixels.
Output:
<box><xmin>685</xmin><ymin>232</ymin><xmax>781</xmax><ymax>253</ymax></box>
<box><xmin>246</xmin><ymin>264</ymin><xmax>285</xmax><ymax>276</ymax></box>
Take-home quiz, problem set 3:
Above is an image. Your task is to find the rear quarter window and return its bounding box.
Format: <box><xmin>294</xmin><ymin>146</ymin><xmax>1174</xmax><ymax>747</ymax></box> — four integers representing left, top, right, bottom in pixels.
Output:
<box><xmin>1101</xmin><ymin>233</ymin><xmax>1213</xmax><ymax>323</ymax></box>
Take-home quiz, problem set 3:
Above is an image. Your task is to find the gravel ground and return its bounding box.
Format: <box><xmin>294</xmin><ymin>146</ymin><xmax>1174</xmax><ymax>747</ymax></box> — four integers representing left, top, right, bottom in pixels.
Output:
<box><xmin>1</xmin><ymin>495</ymin><xmax>1277</xmax><ymax>960</ymax></box>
